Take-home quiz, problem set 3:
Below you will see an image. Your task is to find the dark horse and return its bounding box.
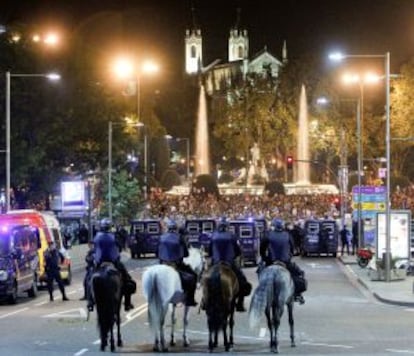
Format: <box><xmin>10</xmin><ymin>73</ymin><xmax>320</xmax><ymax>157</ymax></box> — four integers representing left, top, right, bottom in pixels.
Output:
<box><xmin>92</xmin><ymin>264</ymin><xmax>123</xmax><ymax>352</ymax></box>
<box><xmin>202</xmin><ymin>263</ymin><xmax>239</xmax><ymax>352</ymax></box>
<box><xmin>249</xmin><ymin>264</ymin><xmax>295</xmax><ymax>353</ymax></box>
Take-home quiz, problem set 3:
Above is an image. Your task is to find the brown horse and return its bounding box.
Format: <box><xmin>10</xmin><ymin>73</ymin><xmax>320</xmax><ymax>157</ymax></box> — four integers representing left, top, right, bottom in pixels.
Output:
<box><xmin>202</xmin><ymin>263</ymin><xmax>239</xmax><ymax>352</ymax></box>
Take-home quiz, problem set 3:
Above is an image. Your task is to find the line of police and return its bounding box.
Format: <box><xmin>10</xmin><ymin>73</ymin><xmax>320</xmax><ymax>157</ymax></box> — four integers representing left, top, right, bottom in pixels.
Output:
<box><xmin>76</xmin><ymin>217</ymin><xmax>307</xmax><ymax>314</ymax></box>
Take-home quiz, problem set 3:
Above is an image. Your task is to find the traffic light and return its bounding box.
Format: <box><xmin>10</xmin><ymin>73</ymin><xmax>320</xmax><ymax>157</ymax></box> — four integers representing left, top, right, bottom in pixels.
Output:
<box><xmin>287</xmin><ymin>156</ymin><xmax>293</xmax><ymax>170</ymax></box>
<box><xmin>333</xmin><ymin>197</ymin><xmax>341</xmax><ymax>211</ymax></box>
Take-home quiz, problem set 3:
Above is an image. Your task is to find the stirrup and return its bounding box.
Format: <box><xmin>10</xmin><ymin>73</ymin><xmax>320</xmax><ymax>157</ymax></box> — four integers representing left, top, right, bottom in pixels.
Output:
<box><xmin>294</xmin><ymin>295</ymin><xmax>305</xmax><ymax>305</ymax></box>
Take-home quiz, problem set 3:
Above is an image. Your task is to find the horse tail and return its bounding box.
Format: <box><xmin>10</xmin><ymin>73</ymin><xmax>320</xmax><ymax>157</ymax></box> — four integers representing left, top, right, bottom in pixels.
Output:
<box><xmin>249</xmin><ymin>268</ymin><xmax>273</xmax><ymax>329</ymax></box>
<box><xmin>146</xmin><ymin>271</ymin><xmax>164</xmax><ymax>332</ymax></box>
<box><xmin>206</xmin><ymin>266</ymin><xmax>223</xmax><ymax>312</ymax></box>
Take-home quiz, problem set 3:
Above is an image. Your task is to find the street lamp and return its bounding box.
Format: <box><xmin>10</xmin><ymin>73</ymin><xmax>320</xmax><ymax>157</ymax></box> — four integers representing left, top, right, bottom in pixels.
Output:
<box><xmin>112</xmin><ymin>57</ymin><xmax>158</xmax><ymax>201</ymax></box>
<box><xmin>107</xmin><ymin>120</ymin><xmax>147</xmax><ymax>221</ymax></box>
<box><xmin>341</xmin><ymin>71</ymin><xmax>380</xmax><ymax>248</ymax></box>
<box><xmin>5</xmin><ymin>71</ymin><xmax>60</xmax><ymax>211</ymax></box>
<box><xmin>330</xmin><ymin>51</ymin><xmax>391</xmax><ymax>282</ymax></box>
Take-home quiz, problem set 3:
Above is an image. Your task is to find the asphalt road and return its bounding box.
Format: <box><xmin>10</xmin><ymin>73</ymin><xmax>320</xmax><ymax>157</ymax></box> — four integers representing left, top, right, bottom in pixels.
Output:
<box><xmin>1</xmin><ymin>255</ymin><xmax>414</xmax><ymax>355</ymax></box>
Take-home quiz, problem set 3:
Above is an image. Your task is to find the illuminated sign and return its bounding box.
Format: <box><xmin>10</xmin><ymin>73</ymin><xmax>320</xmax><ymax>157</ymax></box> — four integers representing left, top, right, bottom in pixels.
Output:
<box><xmin>61</xmin><ymin>181</ymin><xmax>85</xmax><ymax>211</ymax></box>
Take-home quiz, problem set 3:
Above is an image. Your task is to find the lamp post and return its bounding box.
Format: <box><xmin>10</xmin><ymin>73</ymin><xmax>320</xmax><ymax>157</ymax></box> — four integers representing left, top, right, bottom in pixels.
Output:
<box><xmin>330</xmin><ymin>51</ymin><xmax>391</xmax><ymax>281</ymax></box>
<box><xmin>5</xmin><ymin>71</ymin><xmax>60</xmax><ymax>212</ymax></box>
<box><xmin>112</xmin><ymin>57</ymin><xmax>158</xmax><ymax>202</ymax></box>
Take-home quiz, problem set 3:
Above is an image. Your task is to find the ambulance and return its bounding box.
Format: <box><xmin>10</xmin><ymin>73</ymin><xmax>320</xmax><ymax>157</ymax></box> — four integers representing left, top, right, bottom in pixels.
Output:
<box><xmin>0</xmin><ymin>210</ymin><xmax>72</xmax><ymax>285</ymax></box>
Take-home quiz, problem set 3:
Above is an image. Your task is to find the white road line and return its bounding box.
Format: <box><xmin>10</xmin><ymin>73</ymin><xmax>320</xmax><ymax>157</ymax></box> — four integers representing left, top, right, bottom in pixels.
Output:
<box><xmin>73</xmin><ymin>348</ymin><xmax>88</xmax><ymax>356</ymax></box>
<box><xmin>0</xmin><ymin>307</ymin><xmax>29</xmax><ymax>319</ymax></box>
<box><xmin>301</xmin><ymin>341</ymin><xmax>353</xmax><ymax>349</ymax></box>
<box><xmin>34</xmin><ymin>300</ymin><xmax>49</xmax><ymax>306</ymax></box>
<box><xmin>91</xmin><ymin>303</ymin><xmax>148</xmax><ymax>345</ymax></box>
<box><xmin>259</xmin><ymin>327</ymin><xmax>266</xmax><ymax>338</ymax></box>
<box><xmin>387</xmin><ymin>349</ymin><xmax>414</xmax><ymax>354</ymax></box>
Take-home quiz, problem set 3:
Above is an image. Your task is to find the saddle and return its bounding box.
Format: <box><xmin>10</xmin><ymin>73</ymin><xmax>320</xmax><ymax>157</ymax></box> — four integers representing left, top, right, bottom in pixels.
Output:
<box><xmin>272</xmin><ymin>261</ymin><xmax>287</xmax><ymax>269</ymax></box>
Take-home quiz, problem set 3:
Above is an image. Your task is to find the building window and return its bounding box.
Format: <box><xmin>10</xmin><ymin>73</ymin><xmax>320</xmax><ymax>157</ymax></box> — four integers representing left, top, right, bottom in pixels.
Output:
<box><xmin>238</xmin><ymin>45</ymin><xmax>244</xmax><ymax>58</ymax></box>
<box><xmin>191</xmin><ymin>45</ymin><xmax>197</xmax><ymax>58</ymax></box>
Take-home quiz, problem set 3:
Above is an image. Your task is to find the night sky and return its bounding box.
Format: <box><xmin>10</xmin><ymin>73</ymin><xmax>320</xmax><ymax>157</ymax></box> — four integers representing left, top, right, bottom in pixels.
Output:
<box><xmin>2</xmin><ymin>0</ymin><xmax>414</xmax><ymax>72</ymax></box>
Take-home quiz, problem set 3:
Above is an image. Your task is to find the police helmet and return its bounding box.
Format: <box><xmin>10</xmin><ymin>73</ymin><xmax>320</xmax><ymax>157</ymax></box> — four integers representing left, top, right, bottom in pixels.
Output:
<box><xmin>167</xmin><ymin>220</ymin><xmax>178</xmax><ymax>232</ymax></box>
<box><xmin>100</xmin><ymin>218</ymin><xmax>112</xmax><ymax>232</ymax></box>
<box><xmin>217</xmin><ymin>217</ymin><xmax>229</xmax><ymax>232</ymax></box>
<box><xmin>271</xmin><ymin>218</ymin><xmax>284</xmax><ymax>231</ymax></box>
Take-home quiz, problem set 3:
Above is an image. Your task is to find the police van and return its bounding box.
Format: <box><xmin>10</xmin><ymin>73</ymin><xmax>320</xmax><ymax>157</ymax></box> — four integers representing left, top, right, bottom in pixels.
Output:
<box><xmin>0</xmin><ymin>210</ymin><xmax>72</xmax><ymax>285</ymax></box>
<box><xmin>0</xmin><ymin>225</ymin><xmax>41</xmax><ymax>303</ymax></box>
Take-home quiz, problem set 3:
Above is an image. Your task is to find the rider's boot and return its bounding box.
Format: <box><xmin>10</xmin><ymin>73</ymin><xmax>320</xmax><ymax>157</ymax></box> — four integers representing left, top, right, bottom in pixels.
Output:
<box><xmin>236</xmin><ymin>296</ymin><xmax>246</xmax><ymax>312</ymax></box>
<box><xmin>124</xmin><ymin>293</ymin><xmax>134</xmax><ymax>311</ymax></box>
<box><xmin>294</xmin><ymin>293</ymin><xmax>305</xmax><ymax>305</ymax></box>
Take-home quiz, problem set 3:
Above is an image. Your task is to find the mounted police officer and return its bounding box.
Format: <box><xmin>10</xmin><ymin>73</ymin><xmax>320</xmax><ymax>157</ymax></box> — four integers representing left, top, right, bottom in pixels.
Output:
<box><xmin>209</xmin><ymin>217</ymin><xmax>252</xmax><ymax>312</ymax></box>
<box><xmin>44</xmin><ymin>240</ymin><xmax>69</xmax><ymax>302</ymax></box>
<box><xmin>88</xmin><ymin>218</ymin><xmax>135</xmax><ymax>312</ymax></box>
<box><xmin>260</xmin><ymin>218</ymin><xmax>306</xmax><ymax>304</ymax></box>
<box><xmin>158</xmin><ymin>220</ymin><xmax>198</xmax><ymax>306</ymax></box>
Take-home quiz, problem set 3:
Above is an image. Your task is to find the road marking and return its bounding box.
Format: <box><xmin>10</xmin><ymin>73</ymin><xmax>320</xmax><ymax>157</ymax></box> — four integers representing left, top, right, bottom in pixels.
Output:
<box><xmin>301</xmin><ymin>341</ymin><xmax>353</xmax><ymax>349</ymax></box>
<box><xmin>35</xmin><ymin>300</ymin><xmax>49</xmax><ymax>306</ymax></box>
<box><xmin>306</xmin><ymin>263</ymin><xmax>332</xmax><ymax>269</ymax></box>
<box><xmin>91</xmin><ymin>303</ymin><xmax>148</xmax><ymax>345</ymax></box>
<box><xmin>387</xmin><ymin>349</ymin><xmax>414</xmax><ymax>354</ymax></box>
<box><xmin>259</xmin><ymin>327</ymin><xmax>266</xmax><ymax>338</ymax></box>
<box><xmin>0</xmin><ymin>307</ymin><xmax>29</xmax><ymax>319</ymax></box>
<box><xmin>43</xmin><ymin>308</ymin><xmax>87</xmax><ymax>319</ymax></box>
<box><xmin>74</xmin><ymin>348</ymin><xmax>88</xmax><ymax>356</ymax></box>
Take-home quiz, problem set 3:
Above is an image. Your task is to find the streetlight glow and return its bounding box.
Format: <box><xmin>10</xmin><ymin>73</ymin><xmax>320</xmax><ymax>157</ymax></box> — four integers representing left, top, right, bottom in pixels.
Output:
<box><xmin>43</xmin><ymin>32</ymin><xmax>59</xmax><ymax>46</ymax></box>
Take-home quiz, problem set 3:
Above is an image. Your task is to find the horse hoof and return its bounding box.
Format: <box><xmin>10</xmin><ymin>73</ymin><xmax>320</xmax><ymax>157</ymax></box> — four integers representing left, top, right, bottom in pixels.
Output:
<box><xmin>118</xmin><ymin>339</ymin><xmax>123</xmax><ymax>347</ymax></box>
<box><xmin>184</xmin><ymin>340</ymin><xmax>190</xmax><ymax>347</ymax></box>
<box><xmin>169</xmin><ymin>340</ymin><xmax>175</xmax><ymax>347</ymax></box>
<box><xmin>271</xmin><ymin>346</ymin><xmax>279</xmax><ymax>354</ymax></box>
<box><xmin>291</xmin><ymin>342</ymin><xmax>296</xmax><ymax>348</ymax></box>
<box><xmin>111</xmin><ymin>344</ymin><xmax>115</xmax><ymax>352</ymax></box>
<box><xmin>162</xmin><ymin>347</ymin><xmax>169</xmax><ymax>352</ymax></box>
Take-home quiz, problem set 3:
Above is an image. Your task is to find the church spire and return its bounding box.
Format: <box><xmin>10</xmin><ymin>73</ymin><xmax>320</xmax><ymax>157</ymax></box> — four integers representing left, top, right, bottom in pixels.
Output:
<box><xmin>185</xmin><ymin>3</ymin><xmax>203</xmax><ymax>74</ymax></box>
<box><xmin>228</xmin><ymin>7</ymin><xmax>249</xmax><ymax>62</ymax></box>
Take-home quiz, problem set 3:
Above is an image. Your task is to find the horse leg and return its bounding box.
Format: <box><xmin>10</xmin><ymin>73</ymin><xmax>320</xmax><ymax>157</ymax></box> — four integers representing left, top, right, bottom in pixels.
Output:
<box><xmin>183</xmin><ymin>305</ymin><xmax>190</xmax><ymax>347</ymax></box>
<box><xmin>287</xmin><ymin>301</ymin><xmax>295</xmax><ymax>347</ymax></box>
<box><xmin>213</xmin><ymin>329</ymin><xmax>218</xmax><ymax>348</ymax></box>
<box><xmin>272</xmin><ymin>304</ymin><xmax>282</xmax><ymax>354</ymax></box>
<box><xmin>229</xmin><ymin>307</ymin><xmax>235</xmax><ymax>349</ymax></box>
<box><xmin>117</xmin><ymin>309</ymin><xmax>123</xmax><ymax>347</ymax></box>
<box><xmin>265</xmin><ymin>307</ymin><xmax>274</xmax><ymax>351</ymax></box>
<box><xmin>110</xmin><ymin>325</ymin><xmax>115</xmax><ymax>352</ymax></box>
<box><xmin>208</xmin><ymin>329</ymin><xmax>214</xmax><ymax>352</ymax></box>
<box><xmin>160</xmin><ymin>307</ymin><xmax>168</xmax><ymax>352</ymax></box>
<box><xmin>170</xmin><ymin>304</ymin><xmax>176</xmax><ymax>346</ymax></box>
<box><xmin>223</xmin><ymin>319</ymin><xmax>230</xmax><ymax>351</ymax></box>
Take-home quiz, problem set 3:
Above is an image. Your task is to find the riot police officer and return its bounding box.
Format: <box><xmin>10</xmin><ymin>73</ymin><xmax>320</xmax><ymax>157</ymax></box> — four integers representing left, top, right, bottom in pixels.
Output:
<box><xmin>88</xmin><ymin>218</ymin><xmax>135</xmax><ymax>312</ymax></box>
<box><xmin>44</xmin><ymin>241</ymin><xmax>69</xmax><ymax>302</ymax></box>
<box><xmin>158</xmin><ymin>220</ymin><xmax>198</xmax><ymax>306</ymax></box>
<box><xmin>260</xmin><ymin>218</ymin><xmax>306</xmax><ymax>304</ymax></box>
<box><xmin>209</xmin><ymin>217</ymin><xmax>252</xmax><ymax>312</ymax></box>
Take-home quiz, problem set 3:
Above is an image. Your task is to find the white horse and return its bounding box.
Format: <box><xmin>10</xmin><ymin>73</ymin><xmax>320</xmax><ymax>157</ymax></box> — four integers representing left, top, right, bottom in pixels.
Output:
<box><xmin>142</xmin><ymin>246</ymin><xmax>205</xmax><ymax>352</ymax></box>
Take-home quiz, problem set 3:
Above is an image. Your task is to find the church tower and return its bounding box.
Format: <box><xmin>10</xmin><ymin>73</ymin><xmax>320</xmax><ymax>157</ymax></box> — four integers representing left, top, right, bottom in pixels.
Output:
<box><xmin>228</xmin><ymin>8</ymin><xmax>249</xmax><ymax>62</ymax></box>
<box><xmin>185</xmin><ymin>7</ymin><xmax>203</xmax><ymax>74</ymax></box>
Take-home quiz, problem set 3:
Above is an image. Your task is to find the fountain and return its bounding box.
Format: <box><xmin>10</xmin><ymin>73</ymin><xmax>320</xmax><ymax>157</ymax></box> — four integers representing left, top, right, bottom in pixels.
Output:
<box><xmin>284</xmin><ymin>84</ymin><xmax>338</xmax><ymax>195</ymax></box>
<box><xmin>194</xmin><ymin>84</ymin><xmax>210</xmax><ymax>176</ymax></box>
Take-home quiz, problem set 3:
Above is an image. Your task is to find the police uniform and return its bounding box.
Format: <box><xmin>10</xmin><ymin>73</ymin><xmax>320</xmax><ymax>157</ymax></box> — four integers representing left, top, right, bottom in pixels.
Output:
<box><xmin>158</xmin><ymin>223</ymin><xmax>197</xmax><ymax>306</ymax></box>
<box><xmin>89</xmin><ymin>219</ymin><xmax>135</xmax><ymax>312</ymax></box>
<box><xmin>209</xmin><ymin>220</ymin><xmax>251</xmax><ymax>312</ymax></box>
<box><xmin>44</xmin><ymin>242</ymin><xmax>68</xmax><ymax>301</ymax></box>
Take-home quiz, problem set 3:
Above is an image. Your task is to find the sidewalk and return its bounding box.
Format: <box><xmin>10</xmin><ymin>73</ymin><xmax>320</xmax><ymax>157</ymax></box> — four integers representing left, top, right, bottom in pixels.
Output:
<box><xmin>338</xmin><ymin>254</ymin><xmax>414</xmax><ymax>307</ymax></box>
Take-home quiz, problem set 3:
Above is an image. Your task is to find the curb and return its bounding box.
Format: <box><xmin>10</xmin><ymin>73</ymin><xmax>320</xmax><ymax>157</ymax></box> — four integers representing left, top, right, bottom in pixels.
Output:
<box><xmin>338</xmin><ymin>256</ymin><xmax>414</xmax><ymax>308</ymax></box>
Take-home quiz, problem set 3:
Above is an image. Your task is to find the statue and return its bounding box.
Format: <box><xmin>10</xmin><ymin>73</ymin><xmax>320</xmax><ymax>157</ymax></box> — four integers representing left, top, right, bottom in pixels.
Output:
<box><xmin>250</xmin><ymin>142</ymin><xmax>260</xmax><ymax>167</ymax></box>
